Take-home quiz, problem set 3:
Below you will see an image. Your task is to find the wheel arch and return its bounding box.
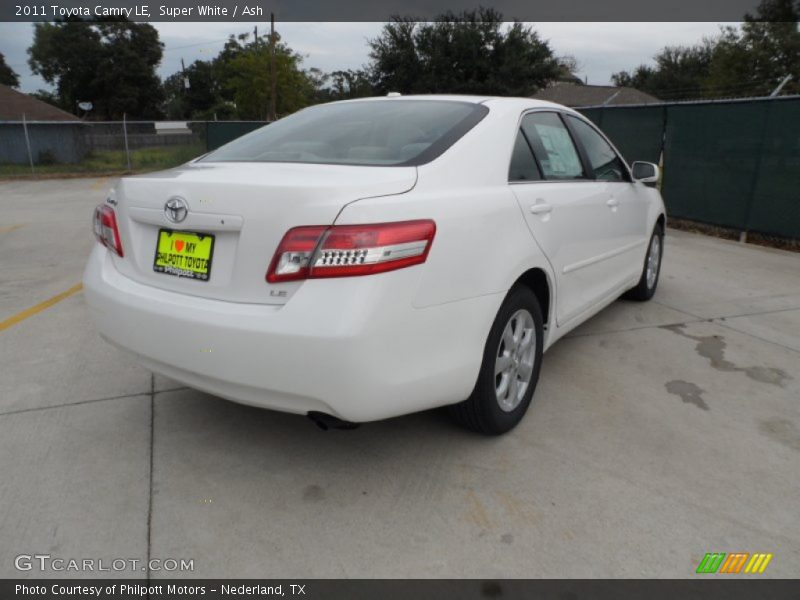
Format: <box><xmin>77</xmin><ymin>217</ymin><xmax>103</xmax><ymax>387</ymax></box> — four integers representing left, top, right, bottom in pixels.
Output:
<box><xmin>512</xmin><ymin>267</ymin><xmax>552</xmax><ymax>328</ymax></box>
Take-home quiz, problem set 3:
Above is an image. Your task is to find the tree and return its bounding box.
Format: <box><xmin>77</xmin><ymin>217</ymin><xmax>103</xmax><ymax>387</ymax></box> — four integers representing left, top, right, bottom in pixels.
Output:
<box><xmin>30</xmin><ymin>89</ymin><xmax>60</xmax><ymax>105</ymax></box>
<box><xmin>556</xmin><ymin>55</ymin><xmax>583</xmax><ymax>83</ymax></box>
<box><xmin>163</xmin><ymin>60</ymin><xmax>220</xmax><ymax>119</ymax></box>
<box><xmin>161</xmin><ymin>33</ymin><xmax>254</xmax><ymax>120</ymax></box>
<box><xmin>224</xmin><ymin>38</ymin><xmax>317</xmax><ymax>119</ymax></box>
<box><xmin>28</xmin><ymin>17</ymin><xmax>164</xmax><ymax>119</ymax></box>
<box><xmin>325</xmin><ymin>69</ymin><xmax>375</xmax><ymax>100</ymax></box>
<box><xmin>161</xmin><ymin>32</ymin><xmax>324</xmax><ymax>120</ymax></box>
<box><xmin>368</xmin><ymin>18</ymin><xmax>419</xmax><ymax>94</ymax></box>
<box><xmin>612</xmin><ymin>0</ymin><xmax>800</xmax><ymax>100</ymax></box>
<box><xmin>368</xmin><ymin>9</ymin><xmax>562</xmax><ymax>96</ymax></box>
<box><xmin>706</xmin><ymin>0</ymin><xmax>800</xmax><ymax>97</ymax></box>
<box><xmin>0</xmin><ymin>52</ymin><xmax>20</xmax><ymax>87</ymax></box>
<box><xmin>611</xmin><ymin>41</ymin><xmax>715</xmax><ymax>100</ymax></box>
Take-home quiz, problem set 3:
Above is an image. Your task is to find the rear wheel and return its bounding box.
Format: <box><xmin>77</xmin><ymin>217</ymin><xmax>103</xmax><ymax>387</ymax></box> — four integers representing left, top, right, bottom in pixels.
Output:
<box><xmin>450</xmin><ymin>286</ymin><xmax>544</xmax><ymax>435</ymax></box>
<box><xmin>624</xmin><ymin>224</ymin><xmax>663</xmax><ymax>301</ymax></box>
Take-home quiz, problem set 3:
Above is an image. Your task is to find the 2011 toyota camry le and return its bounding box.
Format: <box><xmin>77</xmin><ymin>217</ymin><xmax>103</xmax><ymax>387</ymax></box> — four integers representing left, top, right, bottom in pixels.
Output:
<box><xmin>84</xmin><ymin>95</ymin><xmax>665</xmax><ymax>435</ymax></box>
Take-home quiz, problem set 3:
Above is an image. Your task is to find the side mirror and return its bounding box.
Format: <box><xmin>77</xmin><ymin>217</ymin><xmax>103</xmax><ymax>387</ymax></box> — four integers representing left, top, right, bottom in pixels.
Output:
<box><xmin>631</xmin><ymin>161</ymin><xmax>659</xmax><ymax>184</ymax></box>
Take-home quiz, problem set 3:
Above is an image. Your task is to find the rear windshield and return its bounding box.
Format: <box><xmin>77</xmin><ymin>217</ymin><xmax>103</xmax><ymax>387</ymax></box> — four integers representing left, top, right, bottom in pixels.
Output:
<box><xmin>201</xmin><ymin>100</ymin><xmax>488</xmax><ymax>167</ymax></box>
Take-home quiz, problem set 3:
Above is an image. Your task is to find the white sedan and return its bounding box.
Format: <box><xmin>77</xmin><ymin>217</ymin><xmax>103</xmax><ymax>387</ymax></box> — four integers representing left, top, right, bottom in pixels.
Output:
<box><xmin>84</xmin><ymin>95</ymin><xmax>665</xmax><ymax>434</ymax></box>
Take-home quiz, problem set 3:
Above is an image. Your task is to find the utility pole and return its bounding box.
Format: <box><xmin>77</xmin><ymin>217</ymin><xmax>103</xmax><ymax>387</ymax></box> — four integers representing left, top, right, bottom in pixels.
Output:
<box><xmin>269</xmin><ymin>13</ymin><xmax>277</xmax><ymax>122</ymax></box>
<box><xmin>180</xmin><ymin>57</ymin><xmax>190</xmax><ymax>119</ymax></box>
<box><xmin>180</xmin><ymin>57</ymin><xmax>189</xmax><ymax>90</ymax></box>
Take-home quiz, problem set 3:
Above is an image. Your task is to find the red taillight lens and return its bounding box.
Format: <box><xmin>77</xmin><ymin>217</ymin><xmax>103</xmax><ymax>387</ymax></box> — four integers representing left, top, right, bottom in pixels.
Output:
<box><xmin>266</xmin><ymin>225</ymin><xmax>328</xmax><ymax>283</ymax></box>
<box><xmin>93</xmin><ymin>205</ymin><xmax>124</xmax><ymax>257</ymax></box>
<box><xmin>313</xmin><ymin>220</ymin><xmax>436</xmax><ymax>278</ymax></box>
<box><xmin>266</xmin><ymin>220</ymin><xmax>436</xmax><ymax>283</ymax></box>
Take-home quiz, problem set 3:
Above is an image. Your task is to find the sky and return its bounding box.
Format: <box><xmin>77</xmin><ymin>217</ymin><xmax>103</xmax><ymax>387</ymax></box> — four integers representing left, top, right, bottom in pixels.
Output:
<box><xmin>0</xmin><ymin>22</ymin><xmax>734</xmax><ymax>94</ymax></box>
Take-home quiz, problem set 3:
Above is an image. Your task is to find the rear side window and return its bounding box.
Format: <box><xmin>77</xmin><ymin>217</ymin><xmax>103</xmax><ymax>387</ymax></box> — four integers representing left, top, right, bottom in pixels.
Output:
<box><xmin>565</xmin><ymin>115</ymin><xmax>628</xmax><ymax>182</ymax></box>
<box><xmin>202</xmin><ymin>100</ymin><xmax>488</xmax><ymax>167</ymax></box>
<box><xmin>521</xmin><ymin>113</ymin><xmax>585</xmax><ymax>180</ymax></box>
<box><xmin>508</xmin><ymin>129</ymin><xmax>541</xmax><ymax>182</ymax></box>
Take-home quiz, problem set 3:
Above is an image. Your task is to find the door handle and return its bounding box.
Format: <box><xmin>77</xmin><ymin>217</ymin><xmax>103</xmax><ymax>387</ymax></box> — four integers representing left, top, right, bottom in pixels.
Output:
<box><xmin>606</xmin><ymin>197</ymin><xmax>620</xmax><ymax>208</ymax></box>
<box><xmin>529</xmin><ymin>202</ymin><xmax>553</xmax><ymax>215</ymax></box>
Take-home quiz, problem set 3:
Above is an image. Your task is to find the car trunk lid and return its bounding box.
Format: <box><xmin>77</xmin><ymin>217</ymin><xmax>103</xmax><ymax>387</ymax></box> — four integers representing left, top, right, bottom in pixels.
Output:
<box><xmin>109</xmin><ymin>161</ymin><xmax>417</xmax><ymax>305</ymax></box>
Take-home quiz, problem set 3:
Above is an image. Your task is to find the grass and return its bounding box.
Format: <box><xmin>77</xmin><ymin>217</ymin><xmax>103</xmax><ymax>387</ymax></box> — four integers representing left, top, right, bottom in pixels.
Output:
<box><xmin>0</xmin><ymin>144</ymin><xmax>206</xmax><ymax>179</ymax></box>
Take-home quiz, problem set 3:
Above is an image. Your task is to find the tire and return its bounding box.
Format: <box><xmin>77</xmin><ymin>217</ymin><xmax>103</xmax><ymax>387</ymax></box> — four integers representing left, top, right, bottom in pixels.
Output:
<box><xmin>450</xmin><ymin>286</ymin><xmax>544</xmax><ymax>435</ymax></box>
<box><xmin>624</xmin><ymin>224</ymin><xmax>664</xmax><ymax>302</ymax></box>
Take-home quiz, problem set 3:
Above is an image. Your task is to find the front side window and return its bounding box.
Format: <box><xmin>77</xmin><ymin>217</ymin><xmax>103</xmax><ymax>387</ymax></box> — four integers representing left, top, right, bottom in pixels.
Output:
<box><xmin>521</xmin><ymin>112</ymin><xmax>585</xmax><ymax>180</ymax></box>
<box><xmin>201</xmin><ymin>100</ymin><xmax>488</xmax><ymax>167</ymax></box>
<box><xmin>508</xmin><ymin>129</ymin><xmax>542</xmax><ymax>182</ymax></box>
<box><xmin>565</xmin><ymin>115</ymin><xmax>628</xmax><ymax>182</ymax></box>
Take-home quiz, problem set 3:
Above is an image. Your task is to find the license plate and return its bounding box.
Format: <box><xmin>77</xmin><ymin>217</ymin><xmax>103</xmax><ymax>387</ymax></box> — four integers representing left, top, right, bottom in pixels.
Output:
<box><xmin>153</xmin><ymin>229</ymin><xmax>215</xmax><ymax>281</ymax></box>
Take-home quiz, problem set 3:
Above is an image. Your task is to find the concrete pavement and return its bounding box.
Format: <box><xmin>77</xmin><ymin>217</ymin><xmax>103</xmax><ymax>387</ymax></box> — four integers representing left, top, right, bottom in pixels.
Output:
<box><xmin>1</xmin><ymin>178</ymin><xmax>798</xmax><ymax>578</ymax></box>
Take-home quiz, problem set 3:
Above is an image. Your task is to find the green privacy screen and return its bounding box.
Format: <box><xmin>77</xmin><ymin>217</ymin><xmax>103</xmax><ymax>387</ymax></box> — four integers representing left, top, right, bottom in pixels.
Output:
<box><xmin>662</xmin><ymin>101</ymin><xmax>767</xmax><ymax>230</ymax></box>
<box><xmin>206</xmin><ymin>121</ymin><xmax>268</xmax><ymax>151</ymax></box>
<box><xmin>579</xmin><ymin>106</ymin><xmax>665</xmax><ymax>165</ymax></box>
<box><xmin>746</xmin><ymin>100</ymin><xmax>800</xmax><ymax>239</ymax></box>
<box><xmin>581</xmin><ymin>97</ymin><xmax>800</xmax><ymax>239</ymax></box>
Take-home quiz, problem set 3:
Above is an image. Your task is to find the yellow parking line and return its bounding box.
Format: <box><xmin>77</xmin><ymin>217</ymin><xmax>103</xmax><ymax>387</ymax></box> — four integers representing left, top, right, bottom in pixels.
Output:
<box><xmin>0</xmin><ymin>224</ymin><xmax>23</xmax><ymax>234</ymax></box>
<box><xmin>0</xmin><ymin>283</ymin><xmax>83</xmax><ymax>332</ymax></box>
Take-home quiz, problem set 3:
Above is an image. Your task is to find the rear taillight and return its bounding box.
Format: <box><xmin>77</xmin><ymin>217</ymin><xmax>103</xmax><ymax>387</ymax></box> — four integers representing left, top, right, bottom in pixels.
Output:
<box><xmin>93</xmin><ymin>205</ymin><xmax>124</xmax><ymax>257</ymax></box>
<box><xmin>266</xmin><ymin>225</ymin><xmax>328</xmax><ymax>283</ymax></box>
<box><xmin>266</xmin><ymin>220</ymin><xmax>436</xmax><ymax>283</ymax></box>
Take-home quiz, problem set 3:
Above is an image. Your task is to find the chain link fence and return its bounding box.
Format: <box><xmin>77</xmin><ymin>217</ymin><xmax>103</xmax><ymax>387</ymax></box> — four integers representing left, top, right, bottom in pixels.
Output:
<box><xmin>578</xmin><ymin>95</ymin><xmax>800</xmax><ymax>241</ymax></box>
<box><xmin>0</xmin><ymin>120</ymin><xmax>268</xmax><ymax>177</ymax></box>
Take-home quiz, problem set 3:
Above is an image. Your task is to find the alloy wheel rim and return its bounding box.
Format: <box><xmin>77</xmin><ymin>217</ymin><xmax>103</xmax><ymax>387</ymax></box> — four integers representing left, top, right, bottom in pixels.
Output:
<box><xmin>495</xmin><ymin>309</ymin><xmax>536</xmax><ymax>412</ymax></box>
<box><xmin>646</xmin><ymin>235</ymin><xmax>661</xmax><ymax>289</ymax></box>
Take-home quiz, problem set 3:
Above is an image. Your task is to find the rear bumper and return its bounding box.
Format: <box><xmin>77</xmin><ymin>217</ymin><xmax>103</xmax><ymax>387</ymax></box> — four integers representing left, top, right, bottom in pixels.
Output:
<box><xmin>83</xmin><ymin>246</ymin><xmax>502</xmax><ymax>422</ymax></box>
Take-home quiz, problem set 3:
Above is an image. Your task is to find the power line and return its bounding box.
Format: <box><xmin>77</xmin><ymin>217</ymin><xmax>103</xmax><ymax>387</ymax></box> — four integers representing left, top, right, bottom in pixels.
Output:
<box><xmin>160</xmin><ymin>27</ymin><xmax>267</xmax><ymax>53</ymax></box>
<box><xmin>6</xmin><ymin>35</ymin><xmax>240</xmax><ymax>70</ymax></box>
<box><xmin>161</xmin><ymin>37</ymin><xmax>230</xmax><ymax>53</ymax></box>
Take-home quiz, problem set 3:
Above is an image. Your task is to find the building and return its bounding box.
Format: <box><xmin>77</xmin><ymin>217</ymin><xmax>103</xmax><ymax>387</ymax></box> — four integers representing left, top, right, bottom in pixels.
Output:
<box><xmin>532</xmin><ymin>82</ymin><xmax>660</xmax><ymax>108</ymax></box>
<box><xmin>0</xmin><ymin>84</ymin><xmax>89</xmax><ymax>165</ymax></box>
<box><xmin>0</xmin><ymin>84</ymin><xmax>80</xmax><ymax>121</ymax></box>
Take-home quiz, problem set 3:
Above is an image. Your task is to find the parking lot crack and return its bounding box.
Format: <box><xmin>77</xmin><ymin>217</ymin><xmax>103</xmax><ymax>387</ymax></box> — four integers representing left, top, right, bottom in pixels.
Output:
<box><xmin>719</xmin><ymin>305</ymin><xmax>800</xmax><ymax>320</ymax></box>
<box><xmin>0</xmin><ymin>391</ymin><xmax>151</xmax><ymax>419</ymax></box>
<box><xmin>567</xmin><ymin>318</ymin><xmax>705</xmax><ymax>339</ymax></box>
<box><xmin>652</xmin><ymin>299</ymin><xmax>702</xmax><ymax>319</ymax></box>
<box><xmin>713</xmin><ymin>319</ymin><xmax>800</xmax><ymax>356</ymax></box>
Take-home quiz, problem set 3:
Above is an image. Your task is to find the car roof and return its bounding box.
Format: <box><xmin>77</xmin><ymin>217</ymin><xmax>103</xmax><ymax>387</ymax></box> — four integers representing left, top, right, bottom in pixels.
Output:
<box><xmin>331</xmin><ymin>94</ymin><xmax>569</xmax><ymax>111</ymax></box>
<box><xmin>329</xmin><ymin>95</ymin><xmax>574</xmax><ymax>120</ymax></box>
<box><xmin>331</xmin><ymin>94</ymin><xmax>490</xmax><ymax>105</ymax></box>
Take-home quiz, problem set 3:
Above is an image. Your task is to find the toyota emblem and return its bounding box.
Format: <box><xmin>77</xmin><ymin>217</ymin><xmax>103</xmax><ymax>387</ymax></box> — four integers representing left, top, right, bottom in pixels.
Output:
<box><xmin>164</xmin><ymin>197</ymin><xmax>189</xmax><ymax>223</ymax></box>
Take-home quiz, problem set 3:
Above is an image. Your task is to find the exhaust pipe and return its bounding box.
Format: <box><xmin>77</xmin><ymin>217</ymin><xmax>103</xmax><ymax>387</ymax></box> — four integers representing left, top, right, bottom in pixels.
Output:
<box><xmin>307</xmin><ymin>411</ymin><xmax>360</xmax><ymax>431</ymax></box>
